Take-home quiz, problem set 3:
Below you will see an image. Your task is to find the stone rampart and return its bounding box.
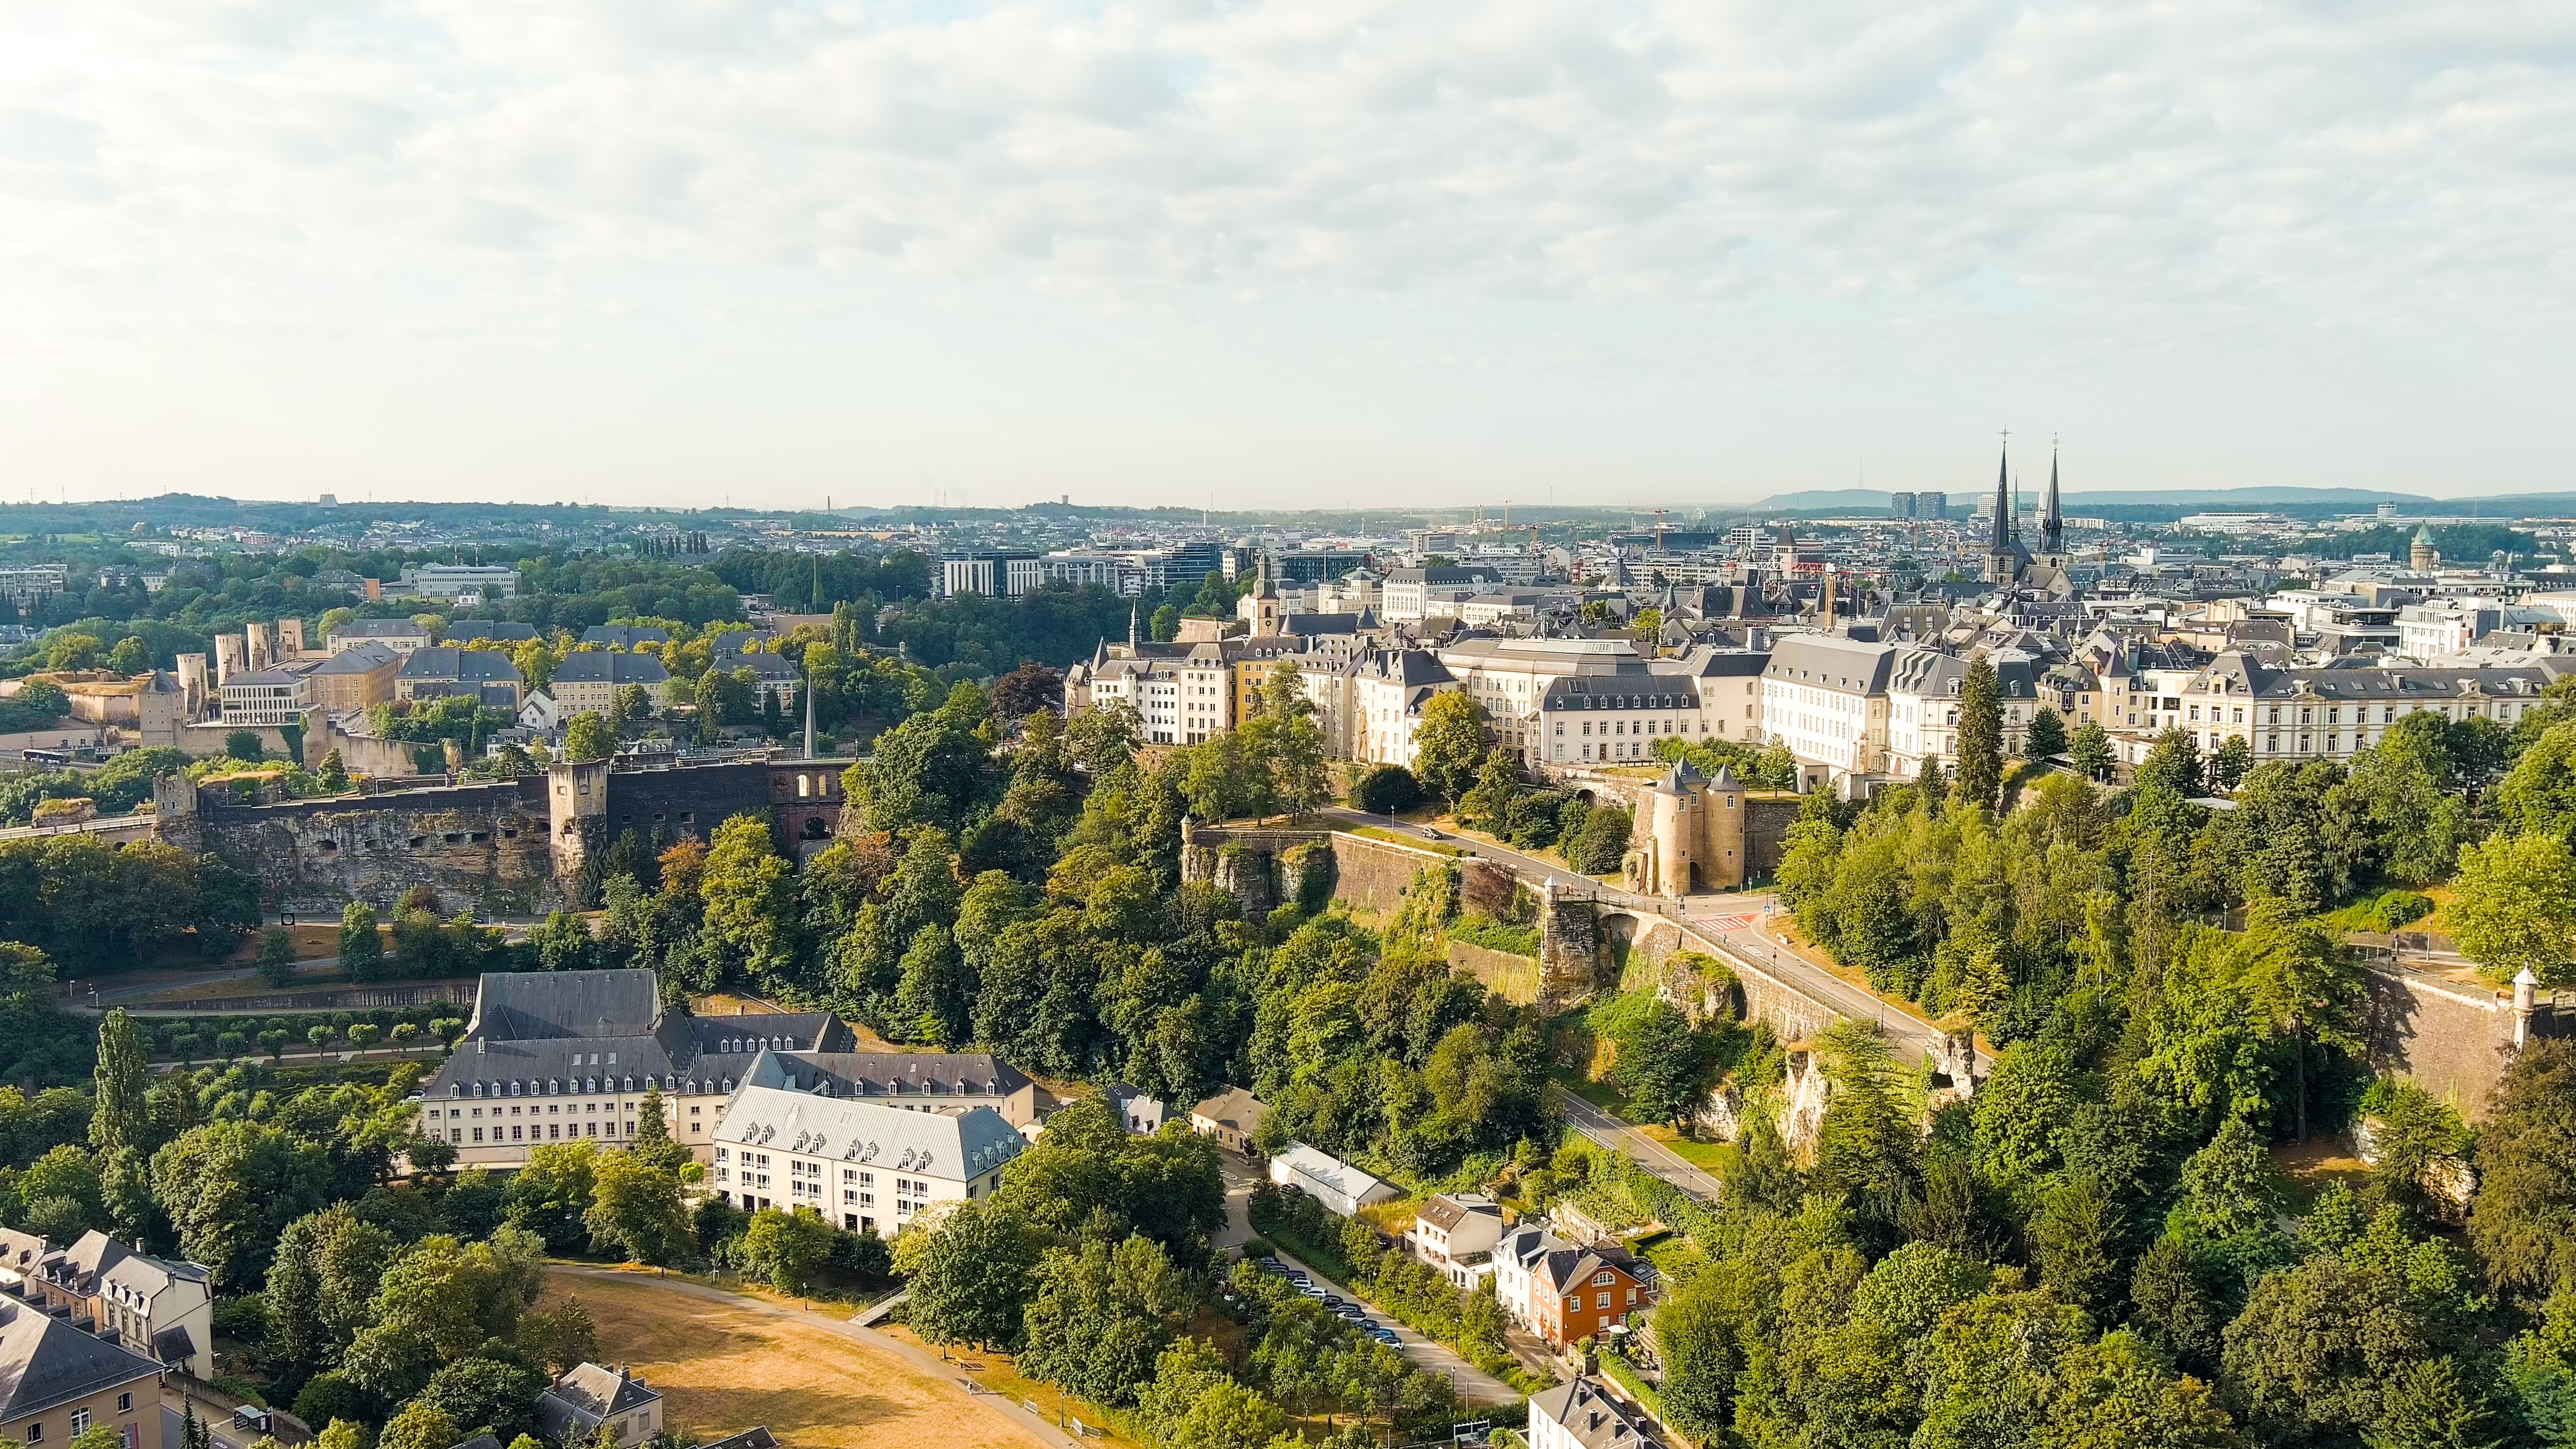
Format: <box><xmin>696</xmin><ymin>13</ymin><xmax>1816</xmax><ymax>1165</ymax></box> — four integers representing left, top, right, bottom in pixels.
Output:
<box><xmin>2361</xmin><ymin>962</ymin><xmax>2565</xmax><ymax>1119</ymax></box>
<box><xmin>199</xmin><ymin>778</ymin><xmax>557</xmax><ymax>916</ymax></box>
<box><xmin>1446</xmin><ymin>941</ymin><xmax>1545</xmax><ymax>1006</ymax></box>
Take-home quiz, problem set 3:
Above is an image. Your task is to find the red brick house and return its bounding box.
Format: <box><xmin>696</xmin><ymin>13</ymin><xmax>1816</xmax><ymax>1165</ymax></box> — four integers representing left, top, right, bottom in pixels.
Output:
<box><xmin>1535</xmin><ymin>1244</ymin><xmax>1652</xmax><ymax>1350</ymax></box>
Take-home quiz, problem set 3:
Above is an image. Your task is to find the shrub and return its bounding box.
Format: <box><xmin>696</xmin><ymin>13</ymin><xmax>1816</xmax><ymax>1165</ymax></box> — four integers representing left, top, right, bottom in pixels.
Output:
<box><xmin>1350</xmin><ymin>764</ymin><xmax>1425</xmax><ymax>815</ymax></box>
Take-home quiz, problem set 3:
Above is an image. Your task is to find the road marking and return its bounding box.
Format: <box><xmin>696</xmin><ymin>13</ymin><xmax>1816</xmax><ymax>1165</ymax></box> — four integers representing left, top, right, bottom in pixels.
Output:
<box><xmin>1693</xmin><ymin>915</ymin><xmax>1754</xmax><ymax>932</ymax></box>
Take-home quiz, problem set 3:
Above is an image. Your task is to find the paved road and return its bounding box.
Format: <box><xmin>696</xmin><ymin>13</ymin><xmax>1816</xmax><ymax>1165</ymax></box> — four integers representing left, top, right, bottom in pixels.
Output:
<box><xmin>549</xmin><ymin>1265</ymin><xmax>1090</xmax><ymax>1449</ymax></box>
<box><xmin>1214</xmin><ymin>1154</ymin><xmax>1525</xmax><ymax>1405</ymax></box>
<box><xmin>1554</xmin><ymin>1087</ymin><xmax>1723</xmax><ymax>1202</ymax></box>
<box><xmin>1691</xmin><ymin>908</ymin><xmax>1986</xmax><ymax>1071</ymax></box>
<box><xmin>1319</xmin><ymin>806</ymin><xmax>1660</xmax><ymax>902</ymax></box>
<box><xmin>1255</xmin><ymin>1243</ymin><xmax>1523</xmax><ymax>1407</ymax></box>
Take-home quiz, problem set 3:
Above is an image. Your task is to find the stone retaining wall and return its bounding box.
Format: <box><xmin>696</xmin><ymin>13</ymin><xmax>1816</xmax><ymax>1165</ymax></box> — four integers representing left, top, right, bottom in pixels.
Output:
<box><xmin>1446</xmin><ymin>941</ymin><xmax>1545</xmax><ymax>1006</ymax></box>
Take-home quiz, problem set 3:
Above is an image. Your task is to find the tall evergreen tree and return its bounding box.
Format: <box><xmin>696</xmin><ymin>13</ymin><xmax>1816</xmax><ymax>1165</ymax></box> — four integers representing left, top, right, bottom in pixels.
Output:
<box><xmin>91</xmin><ymin>1008</ymin><xmax>150</xmax><ymax>1155</ymax></box>
<box><xmin>1956</xmin><ymin>654</ymin><xmax>2004</xmax><ymax>812</ymax></box>
<box><xmin>2023</xmin><ymin>706</ymin><xmax>2067</xmax><ymax>760</ymax></box>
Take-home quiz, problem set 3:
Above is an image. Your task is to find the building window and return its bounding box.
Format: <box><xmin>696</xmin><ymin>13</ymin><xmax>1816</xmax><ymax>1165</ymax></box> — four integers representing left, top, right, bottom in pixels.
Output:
<box><xmin>69</xmin><ymin>1414</ymin><xmax>89</xmax><ymax>1437</ymax></box>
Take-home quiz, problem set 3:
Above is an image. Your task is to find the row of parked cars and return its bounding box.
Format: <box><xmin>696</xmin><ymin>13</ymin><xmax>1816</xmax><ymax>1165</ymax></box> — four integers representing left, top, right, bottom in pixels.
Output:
<box><xmin>1253</xmin><ymin>1255</ymin><xmax>1405</xmax><ymax>1347</ymax></box>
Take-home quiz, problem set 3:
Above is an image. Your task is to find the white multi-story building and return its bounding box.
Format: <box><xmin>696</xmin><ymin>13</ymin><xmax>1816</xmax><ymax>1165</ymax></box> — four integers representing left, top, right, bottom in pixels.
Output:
<box><xmin>1380</xmin><ymin>567</ymin><xmax>1502</xmax><ymax>622</ymax></box>
<box><xmin>1087</xmin><ymin>646</ymin><xmax>1233</xmax><ymax>745</ymax></box>
<box><xmin>2396</xmin><ymin>600</ymin><xmax>2513</xmax><ymax>662</ymax></box>
<box><xmin>939</xmin><ymin>552</ymin><xmax>1043</xmax><ymax>598</ymax></box>
<box><xmin>711</xmin><ymin>1088</ymin><xmax>1027</xmax><ymax>1235</ymax></box>
<box><xmin>1884</xmin><ymin>649</ymin><xmax>2042</xmax><ymax>779</ymax></box>
<box><xmin>1759</xmin><ymin>634</ymin><xmax>1896</xmax><ymax>786</ymax></box>
<box><xmin>0</xmin><ymin>565</ymin><xmax>68</xmax><ymax>612</ymax></box>
<box><xmin>1407</xmin><ymin>1194</ymin><xmax>1505</xmax><ymax>1289</ymax></box>
<box><xmin>218</xmin><ymin>660</ymin><xmax>319</xmax><ymax>725</ymax></box>
<box><xmin>1299</xmin><ymin>648</ymin><xmax>1459</xmax><ymax>769</ymax></box>
<box><xmin>397</xmin><ymin>564</ymin><xmax>522</xmax><ymax>601</ymax></box>
<box><xmin>2160</xmin><ymin>653</ymin><xmax>2555</xmax><ymax>765</ymax></box>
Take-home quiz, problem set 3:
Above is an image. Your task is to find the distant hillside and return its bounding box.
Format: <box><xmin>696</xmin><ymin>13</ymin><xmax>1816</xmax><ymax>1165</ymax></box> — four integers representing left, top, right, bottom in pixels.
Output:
<box><xmin>1745</xmin><ymin>486</ymin><xmax>2447</xmax><ymax>510</ymax></box>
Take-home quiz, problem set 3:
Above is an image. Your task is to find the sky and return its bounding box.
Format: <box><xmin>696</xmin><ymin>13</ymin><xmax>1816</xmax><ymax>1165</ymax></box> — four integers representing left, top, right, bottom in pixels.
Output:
<box><xmin>2</xmin><ymin>0</ymin><xmax>2572</xmax><ymax>513</ymax></box>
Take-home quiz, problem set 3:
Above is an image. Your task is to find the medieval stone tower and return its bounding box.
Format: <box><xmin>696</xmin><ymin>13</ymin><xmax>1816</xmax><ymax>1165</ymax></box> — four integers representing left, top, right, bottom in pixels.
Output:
<box><xmin>1632</xmin><ymin>757</ymin><xmax>1750</xmax><ymax>896</ymax></box>
<box><xmin>545</xmin><ymin>757</ymin><xmax>612</xmax><ymax>892</ymax></box>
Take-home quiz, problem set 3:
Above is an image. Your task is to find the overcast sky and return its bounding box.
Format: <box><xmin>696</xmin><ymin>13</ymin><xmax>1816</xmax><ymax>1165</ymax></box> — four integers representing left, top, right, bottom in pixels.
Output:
<box><xmin>2</xmin><ymin>0</ymin><xmax>2570</xmax><ymax>511</ymax></box>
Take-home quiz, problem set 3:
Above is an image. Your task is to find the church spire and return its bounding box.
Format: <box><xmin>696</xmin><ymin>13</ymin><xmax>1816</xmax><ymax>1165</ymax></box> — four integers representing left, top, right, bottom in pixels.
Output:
<box><xmin>2040</xmin><ymin>441</ymin><xmax>2064</xmax><ymax>556</ymax></box>
<box><xmin>1128</xmin><ymin>603</ymin><xmax>1140</xmax><ymax>653</ymax></box>
<box><xmin>1989</xmin><ymin>441</ymin><xmax>2012</xmax><ymax>550</ymax></box>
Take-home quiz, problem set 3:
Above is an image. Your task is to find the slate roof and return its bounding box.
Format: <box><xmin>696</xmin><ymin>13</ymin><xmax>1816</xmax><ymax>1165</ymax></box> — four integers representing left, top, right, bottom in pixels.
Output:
<box><xmin>332</xmin><ymin>619</ymin><xmax>432</xmax><ymax>641</ymax></box>
<box><xmin>1532</xmin><ymin>1377</ymin><xmax>1664</xmax><ymax>1449</ymax></box>
<box><xmin>0</xmin><ymin>1300</ymin><xmax>163</xmax><ymax>1422</ymax></box>
<box><xmin>741</xmin><ymin>1050</ymin><xmax>1030</xmax><ymax>1101</ymax></box>
<box><xmin>470</xmin><ymin>970</ymin><xmax>662</xmax><ymax>1040</ymax></box>
<box><xmin>310</xmin><ymin>642</ymin><xmax>399</xmax><ymax>675</ymax></box>
<box><xmin>432</xmin><ymin>973</ymin><xmax>853</xmax><ymax>1100</ymax></box>
<box><xmin>581</xmin><ymin>626</ymin><xmax>671</xmax><ymax>648</ymax></box>
<box><xmin>554</xmin><ymin>652</ymin><xmax>672</xmax><ymax>685</ymax></box>
<box><xmin>398</xmin><ymin>648</ymin><xmax>522</xmax><ymax>685</ymax></box>
<box><xmin>1763</xmin><ymin>633</ymin><xmax>1897</xmax><ymax>695</ymax></box>
<box><xmin>539</xmin><ymin>1363</ymin><xmax>661</xmax><ymax>1440</ymax></box>
<box><xmin>715</xmin><ymin>1088</ymin><xmax>1028</xmax><ymax>1183</ymax></box>
<box><xmin>445</xmin><ymin>621</ymin><xmax>538</xmax><ymax>643</ymax></box>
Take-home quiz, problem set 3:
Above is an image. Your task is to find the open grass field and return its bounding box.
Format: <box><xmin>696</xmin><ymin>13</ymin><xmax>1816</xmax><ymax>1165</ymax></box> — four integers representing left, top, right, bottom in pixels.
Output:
<box><xmin>536</xmin><ymin>1271</ymin><xmax>1057</xmax><ymax>1449</ymax></box>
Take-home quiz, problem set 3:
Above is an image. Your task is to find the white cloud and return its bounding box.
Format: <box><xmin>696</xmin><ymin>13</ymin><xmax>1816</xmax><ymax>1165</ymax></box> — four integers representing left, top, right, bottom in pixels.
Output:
<box><xmin>0</xmin><ymin>0</ymin><xmax>2570</xmax><ymax>504</ymax></box>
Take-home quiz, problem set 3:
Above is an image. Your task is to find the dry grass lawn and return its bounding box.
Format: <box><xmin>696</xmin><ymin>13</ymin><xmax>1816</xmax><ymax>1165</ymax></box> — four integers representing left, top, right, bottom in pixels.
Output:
<box><xmin>537</xmin><ymin>1272</ymin><xmax>1054</xmax><ymax>1449</ymax></box>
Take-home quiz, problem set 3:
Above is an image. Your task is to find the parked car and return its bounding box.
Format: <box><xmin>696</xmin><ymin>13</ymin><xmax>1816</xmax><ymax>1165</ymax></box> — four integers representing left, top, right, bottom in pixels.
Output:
<box><xmin>1370</xmin><ymin>1328</ymin><xmax>1402</xmax><ymax>1345</ymax></box>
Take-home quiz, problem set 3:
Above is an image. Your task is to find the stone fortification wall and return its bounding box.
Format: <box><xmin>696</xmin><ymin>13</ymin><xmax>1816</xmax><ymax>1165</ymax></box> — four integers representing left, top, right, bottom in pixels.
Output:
<box><xmin>1742</xmin><ymin>795</ymin><xmax>1801</xmax><ymax>881</ymax></box>
<box><xmin>1446</xmin><ymin>941</ymin><xmax>1544</xmax><ymax>1006</ymax></box>
<box><xmin>1324</xmin><ymin>831</ymin><xmax>1516</xmax><ymax>916</ymax></box>
<box><xmin>199</xmin><ymin>778</ymin><xmax>557</xmax><ymax>916</ymax></box>
<box><xmin>2362</xmin><ymin>963</ymin><xmax>2566</xmax><ymax>1119</ymax></box>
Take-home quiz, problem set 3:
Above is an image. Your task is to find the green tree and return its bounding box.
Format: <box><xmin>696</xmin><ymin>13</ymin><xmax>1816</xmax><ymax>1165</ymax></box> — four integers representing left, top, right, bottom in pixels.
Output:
<box><xmin>893</xmin><ymin>924</ymin><xmax>969</xmax><ymax>1046</ymax></box>
<box><xmin>584</xmin><ymin>1152</ymin><xmax>691</xmax><ymax>1265</ymax></box>
<box><xmin>2025</xmin><ymin>707</ymin><xmax>2068</xmax><ymax>760</ymax></box>
<box><xmin>1017</xmin><ymin>1234</ymin><xmax>1190</xmax><ymax>1406</ymax></box>
<box><xmin>516</xmin><ymin>1297</ymin><xmax>599</xmax><ymax>1376</ymax></box>
<box><xmin>1459</xmin><ymin>747</ymin><xmax>1518</xmax><ymax>832</ymax></box>
<box><xmin>90</xmin><ymin>1007</ymin><xmax>151</xmax><ymax>1154</ymax></box>
<box><xmin>2448</xmin><ymin>831</ymin><xmax>2576</xmax><ymax>986</ymax></box>
<box><xmin>1411</xmin><ymin>691</ymin><xmax>1488</xmax><ymax>805</ymax></box>
<box><xmin>340</xmin><ymin>902</ymin><xmax>384</xmax><ymax>982</ymax></box>
<box><xmin>2237</xmin><ymin>897</ymin><xmax>2363</xmax><ymax>1142</ymax></box>
<box><xmin>504</xmin><ymin>1142</ymin><xmax>600</xmax><ymax>1250</ymax></box>
<box><xmin>2031</xmin><ymin>1181</ymin><xmax>2126</xmax><ymax>1318</ymax></box>
<box><xmin>1257</xmin><ymin>659</ymin><xmax>1332</xmax><ymax>819</ymax></box>
<box><xmin>700</xmin><ymin>814</ymin><xmax>797</xmax><ymax>987</ymax></box>
<box><xmin>909</xmin><ymin>1201</ymin><xmax>1039</xmax><ymax>1349</ymax></box>
<box><xmin>416</xmin><ymin>1356</ymin><xmax>547</xmax><ymax>1443</ymax></box>
<box><xmin>375</xmin><ymin>1403</ymin><xmax>458</xmax><ymax>1449</ymax></box>
<box><xmin>2471</xmin><ymin>1038</ymin><xmax>2576</xmax><ymax>1301</ymax></box>
<box><xmin>46</xmin><ymin>632</ymin><xmax>103</xmax><ymax>671</ymax></box>
<box><xmin>629</xmin><ymin>1087</ymin><xmax>691</xmax><ymax>1174</ymax></box>
<box><xmin>565</xmin><ymin>711</ymin><xmax>615</xmax><ymax>761</ymax></box>
<box><xmin>2219</xmin><ymin>1254</ymin><xmax>2433</xmax><ymax>1446</ymax></box>
<box><xmin>255</xmin><ymin>926</ymin><xmax>298</xmax><ymax>988</ymax></box>
<box><xmin>1956</xmin><ymin>654</ymin><xmax>2004</xmax><ymax>810</ymax></box>
<box><xmin>2129</xmin><ymin>1238</ymin><xmax>2225</xmax><ymax>1376</ymax></box>
<box><xmin>2070</xmin><ymin>720</ymin><xmax>2115</xmax><ymax>782</ymax></box>
<box><xmin>2211</xmin><ymin>735</ymin><xmax>2254</xmax><ymax>793</ymax></box>
<box><xmin>736</xmin><ymin>1207</ymin><xmax>836</xmax><ymax>1291</ymax></box>
<box><xmin>1566</xmin><ymin>804</ymin><xmax>1634</xmax><ymax>875</ymax></box>
<box><xmin>341</xmin><ymin>1228</ymin><xmax>544</xmax><ymax>1403</ymax></box>
<box><xmin>267</xmin><ymin>1204</ymin><xmax>399</xmax><ymax>1389</ymax></box>
<box><xmin>149</xmin><ymin>1119</ymin><xmax>332</xmax><ymax>1287</ymax></box>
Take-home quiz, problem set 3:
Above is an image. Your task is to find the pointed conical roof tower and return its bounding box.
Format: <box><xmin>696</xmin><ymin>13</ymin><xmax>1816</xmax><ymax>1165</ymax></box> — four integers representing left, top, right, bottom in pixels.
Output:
<box><xmin>1989</xmin><ymin>444</ymin><xmax>2013</xmax><ymax>552</ymax></box>
<box><xmin>2039</xmin><ymin>443</ymin><xmax>2064</xmax><ymax>557</ymax></box>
